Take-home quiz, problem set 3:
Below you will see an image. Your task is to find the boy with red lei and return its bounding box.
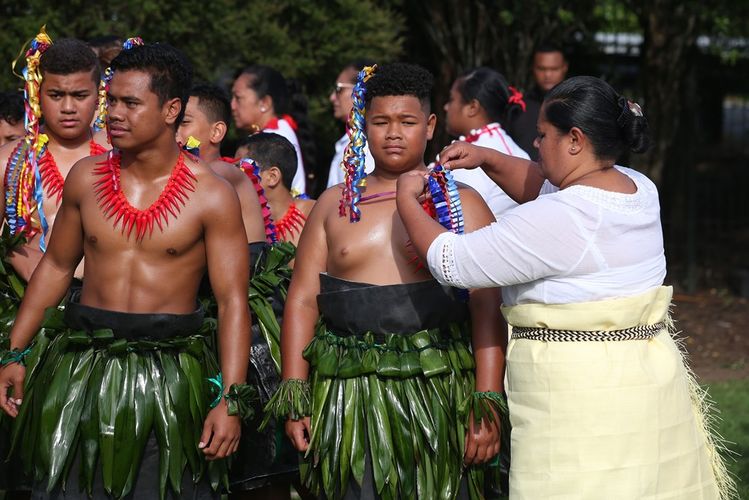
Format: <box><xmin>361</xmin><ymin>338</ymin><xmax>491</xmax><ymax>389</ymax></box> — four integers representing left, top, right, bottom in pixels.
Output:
<box><xmin>176</xmin><ymin>83</ymin><xmax>266</xmax><ymax>245</ymax></box>
<box><xmin>0</xmin><ymin>34</ymin><xmax>108</xmax><ymax>282</ymax></box>
<box><xmin>0</xmin><ymin>42</ymin><xmax>253</xmax><ymax>499</ymax></box>
<box><xmin>264</xmin><ymin>63</ymin><xmax>506</xmax><ymax>499</ymax></box>
<box><xmin>240</xmin><ymin>132</ymin><xmax>315</xmax><ymax>251</ymax></box>
<box><xmin>179</xmin><ymin>85</ymin><xmax>304</xmax><ymax>500</ymax></box>
<box><xmin>0</xmin><ymin>33</ymin><xmax>108</xmax><ymax>496</ymax></box>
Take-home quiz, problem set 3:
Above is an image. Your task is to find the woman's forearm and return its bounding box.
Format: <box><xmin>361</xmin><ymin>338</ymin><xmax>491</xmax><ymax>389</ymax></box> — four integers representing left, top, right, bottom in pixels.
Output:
<box><xmin>478</xmin><ymin>148</ymin><xmax>545</xmax><ymax>204</ymax></box>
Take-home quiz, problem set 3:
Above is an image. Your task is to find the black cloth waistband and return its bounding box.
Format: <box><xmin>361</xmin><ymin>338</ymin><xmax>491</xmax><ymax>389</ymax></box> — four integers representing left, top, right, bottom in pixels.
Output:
<box><xmin>317</xmin><ymin>274</ymin><xmax>468</xmax><ymax>336</ymax></box>
<box><xmin>64</xmin><ymin>294</ymin><xmax>205</xmax><ymax>340</ymax></box>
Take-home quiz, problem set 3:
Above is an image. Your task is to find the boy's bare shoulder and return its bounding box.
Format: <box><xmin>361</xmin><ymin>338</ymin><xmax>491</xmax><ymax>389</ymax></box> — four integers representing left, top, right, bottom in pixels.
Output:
<box><xmin>208</xmin><ymin>158</ymin><xmax>242</xmax><ymax>181</ymax></box>
<box><xmin>184</xmin><ymin>155</ymin><xmax>233</xmax><ymax>194</ymax></box>
<box><xmin>296</xmin><ymin>198</ymin><xmax>316</xmax><ymax>216</ymax></box>
<box><xmin>455</xmin><ymin>181</ymin><xmax>496</xmax><ymax>227</ymax></box>
<box><xmin>313</xmin><ymin>185</ymin><xmax>343</xmax><ymax>212</ymax></box>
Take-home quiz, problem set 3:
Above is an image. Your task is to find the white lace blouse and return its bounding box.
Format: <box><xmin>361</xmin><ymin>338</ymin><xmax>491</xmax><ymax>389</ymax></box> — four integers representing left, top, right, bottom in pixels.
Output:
<box><xmin>427</xmin><ymin>166</ymin><xmax>667</xmax><ymax>305</ymax></box>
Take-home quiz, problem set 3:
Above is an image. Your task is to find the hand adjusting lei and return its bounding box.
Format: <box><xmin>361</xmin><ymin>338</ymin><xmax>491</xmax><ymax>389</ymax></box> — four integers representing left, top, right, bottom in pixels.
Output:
<box><xmin>93</xmin><ymin>150</ymin><xmax>197</xmax><ymax>239</ymax></box>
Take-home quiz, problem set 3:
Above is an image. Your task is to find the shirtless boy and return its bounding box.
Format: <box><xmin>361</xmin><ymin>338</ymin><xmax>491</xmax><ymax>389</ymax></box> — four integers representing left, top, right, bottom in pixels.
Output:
<box><xmin>0</xmin><ymin>37</ymin><xmax>108</xmax><ymax>281</ymax></box>
<box><xmin>266</xmin><ymin>63</ymin><xmax>506</xmax><ymax>499</ymax></box>
<box><xmin>0</xmin><ymin>42</ymin><xmax>251</xmax><ymax>499</ymax></box>
<box><xmin>176</xmin><ymin>83</ymin><xmax>265</xmax><ymax>244</ymax></box>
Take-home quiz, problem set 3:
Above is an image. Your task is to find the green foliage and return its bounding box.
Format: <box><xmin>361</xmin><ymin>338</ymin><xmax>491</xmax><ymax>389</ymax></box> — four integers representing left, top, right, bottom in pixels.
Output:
<box><xmin>705</xmin><ymin>379</ymin><xmax>749</xmax><ymax>498</ymax></box>
<box><xmin>0</xmin><ymin>0</ymin><xmax>404</xmax><ymax>184</ymax></box>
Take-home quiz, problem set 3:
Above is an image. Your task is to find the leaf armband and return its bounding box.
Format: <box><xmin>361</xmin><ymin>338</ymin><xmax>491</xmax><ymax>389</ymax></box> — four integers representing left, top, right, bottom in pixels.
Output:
<box><xmin>224</xmin><ymin>383</ymin><xmax>257</xmax><ymax>422</ymax></box>
<box><xmin>459</xmin><ymin>390</ymin><xmax>509</xmax><ymax>427</ymax></box>
<box><xmin>207</xmin><ymin>372</ymin><xmax>258</xmax><ymax>421</ymax></box>
<box><xmin>260</xmin><ymin>378</ymin><xmax>310</xmax><ymax>429</ymax></box>
<box><xmin>0</xmin><ymin>346</ymin><xmax>32</xmax><ymax>366</ymax></box>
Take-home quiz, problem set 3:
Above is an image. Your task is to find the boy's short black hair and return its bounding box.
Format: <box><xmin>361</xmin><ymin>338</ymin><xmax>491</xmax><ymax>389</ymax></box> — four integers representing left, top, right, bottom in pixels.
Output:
<box><xmin>39</xmin><ymin>38</ymin><xmax>100</xmax><ymax>85</ymax></box>
<box><xmin>110</xmin><ymin>43</ymin><xmax>193</xmax><ymax>126</ymax></box>
<box><xmin>189</xmin><ymin>83</ymin><xmax>231</xmax><ymax>125</ymax></box>
<box><xmin>0</xmin><ymin>91</ymin><xmax>24</xmax><ymax>125</ymax></box>
<box><xmin>242</xmin><ymin>132</ymin><xmax>298</xmax><ymax>191</ymax></box>
<box><xmin>364</xmin><ymin>62</ymin><xmax>434</xmax><ymax>112</ymax></box>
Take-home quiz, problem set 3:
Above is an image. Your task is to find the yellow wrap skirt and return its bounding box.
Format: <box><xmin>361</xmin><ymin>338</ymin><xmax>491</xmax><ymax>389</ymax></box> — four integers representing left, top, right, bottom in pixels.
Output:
<box><xmin>502</xmin><ymin>286</ymin><xmax>735</xmax><ymax>500</ymax></box>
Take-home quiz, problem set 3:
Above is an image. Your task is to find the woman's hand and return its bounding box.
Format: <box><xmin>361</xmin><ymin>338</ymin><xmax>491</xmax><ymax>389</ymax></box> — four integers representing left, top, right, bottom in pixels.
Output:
<box><xmin>396</xmin><ymin>170</ymin><xmax>429</xmax><ymax>200</ymax></box>
<box><xmin>438</xmin><ymin>141</ymin><xmax>489</xmax><ymax>171</ymax></box>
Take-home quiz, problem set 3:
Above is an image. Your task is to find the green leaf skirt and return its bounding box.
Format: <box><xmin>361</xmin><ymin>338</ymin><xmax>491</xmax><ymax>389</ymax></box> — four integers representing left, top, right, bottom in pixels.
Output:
<box><xmin>10</xmin><ymin>304</ymin><xmax>228</xmax><ymax>499</ymax></box>
<box><xmin>302</xmin><ymin>323</ymin><xmax>485</xmax><ymax>500</ymax></box>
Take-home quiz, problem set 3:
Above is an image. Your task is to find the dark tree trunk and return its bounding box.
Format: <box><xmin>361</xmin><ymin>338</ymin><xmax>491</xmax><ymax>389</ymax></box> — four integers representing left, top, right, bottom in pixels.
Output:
<box><xmin>399</xmin><ymin>0</ymin><xmax>594</xmax><ymax>157</ymax></box>
<box><xmin>636</xmin><ymin>0</ymin><xmax>699</xmax><ymax>185</ymax></box>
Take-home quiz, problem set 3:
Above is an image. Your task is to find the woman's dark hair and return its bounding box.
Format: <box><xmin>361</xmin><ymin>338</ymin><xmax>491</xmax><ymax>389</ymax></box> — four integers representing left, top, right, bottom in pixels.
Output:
<box><xmin>238</xmin><ymin>65</ymin><xmax>316</xmax><ymax>179</ymax></box>
<box><xmin>544</xmin><ymin>76</ymin><xmax>651</xmax><ymax>160</ymax></box>
<box><xmin>455</xmin><ymin>67</ymin><xmax>523</xmax><ymax>127</ymax></box>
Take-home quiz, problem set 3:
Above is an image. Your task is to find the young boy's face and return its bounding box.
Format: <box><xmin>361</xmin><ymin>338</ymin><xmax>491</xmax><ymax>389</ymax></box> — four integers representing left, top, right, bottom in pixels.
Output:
<box><xmin>176</xmin><ymin>98</ymin><xmax>212</xmax><ymax>146</ymax></box>
<box><xmin>365</xmin><ymin>95</ymin><xmax>435</xmax><ymax>174</ymax></box>
<box><xmin>39</xmin><ymin>71</ymin><xmax>98</xmax><ymax>142</ymax></box>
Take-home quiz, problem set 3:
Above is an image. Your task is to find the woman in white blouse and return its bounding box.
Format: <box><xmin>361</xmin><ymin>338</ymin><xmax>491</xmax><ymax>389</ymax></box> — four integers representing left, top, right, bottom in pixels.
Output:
<box><xmin>396</xmin><ymin>76</ymin><xmax>734</xmax><ymax>500</ymax></box>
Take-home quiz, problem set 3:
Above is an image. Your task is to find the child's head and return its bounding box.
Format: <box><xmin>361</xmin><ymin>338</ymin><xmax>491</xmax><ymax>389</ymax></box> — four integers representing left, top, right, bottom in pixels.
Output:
<box><xmin>38</xmin><ymin>38</ymin><xmax>101</xmax><ymax>141</ymax></box>
<box><xmin>0</xmin><ymin>91</ymin><xmax>24</xmax><ymax>147</ymax></box>
<box><xmin>240</xmin><ymin>132</ymin><xmax>297</xmax><ymax>192</ymax></box>
<box><xmin>362</xmin><ymin>62</ymin><xmax>436</xmax><ymax>174</ymax></box>
<box><xmin>444</xmin><ymin>67</ymin><xmax>524</xmax><ymax>136</ymax></box>
<box><xmin>176</xmin><ymin>83</ymin><xmax>231</xmax><ymax>150</ymax></box>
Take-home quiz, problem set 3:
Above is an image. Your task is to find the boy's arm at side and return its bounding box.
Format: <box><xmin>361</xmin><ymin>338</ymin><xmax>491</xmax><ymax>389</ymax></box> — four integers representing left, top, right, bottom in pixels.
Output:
<box><xmin>279</xmin><ymin>190</ymin><xmax>330</xmax><ymax>452</ymax></box>
<box><xmin>0</xmin><ymin>159</ymin><xmax>87</xmax><ymax>417</ymax></box>
<box><xmin>201</xmin><ymin>176</ymin><xmax>251</xmax><ymax>459</ymax></box>
<box><xmin>459</xmin><ymin>186</ymin><xmax>505</xmax><ymax>393</ymax></box>
<box><xmin>280</xmin><ymin>192</ymin><xmax>330</xmax><ymax>382</ymax></box>
<box><xmin>459</xmin><ymin>187</ymin><xmax>506</xmax><ymax>465</ymax></box>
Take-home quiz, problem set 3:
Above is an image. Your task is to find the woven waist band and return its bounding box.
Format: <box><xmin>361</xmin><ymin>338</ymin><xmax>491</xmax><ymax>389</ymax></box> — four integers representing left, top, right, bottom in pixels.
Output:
<box><xmin>511</xmin><ymin>322</ymin><xmax>665</xmax><ymax>342</ymax></box>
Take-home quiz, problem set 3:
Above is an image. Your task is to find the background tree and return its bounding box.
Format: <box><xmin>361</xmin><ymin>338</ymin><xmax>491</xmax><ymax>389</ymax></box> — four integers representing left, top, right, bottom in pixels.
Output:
<box><xmin>0</xmin><ymin>0</ymin><xmax>404</xmax><ymax>191</ymax></box>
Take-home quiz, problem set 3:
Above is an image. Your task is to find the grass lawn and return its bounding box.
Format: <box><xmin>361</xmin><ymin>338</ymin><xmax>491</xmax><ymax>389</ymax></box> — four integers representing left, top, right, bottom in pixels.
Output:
<box><xmin>705</xmin><ymin>378</ymin><xmax>749</xmax><ymax>498</ymax></box>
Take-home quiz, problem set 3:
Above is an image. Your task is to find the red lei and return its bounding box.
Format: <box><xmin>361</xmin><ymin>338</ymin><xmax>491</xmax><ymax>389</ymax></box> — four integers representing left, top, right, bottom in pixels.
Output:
<box><xmin>93</xmin><ymin>150</ymin><xmax>197</xmax><ymax>240</ymax></box>
<box><xmin>275</xmin><ymin>203</ymin><xmax>306</xmax><ymax>241</ymax></box>
<box><xmin>39</xmin><ymin>140</ymin><xmax>107</xmax><ymax>204</ymax></box>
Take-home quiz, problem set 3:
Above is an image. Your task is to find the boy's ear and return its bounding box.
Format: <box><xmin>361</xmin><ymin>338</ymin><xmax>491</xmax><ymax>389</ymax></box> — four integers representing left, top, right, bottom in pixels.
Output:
<box><xmin>210</xmin><ymin>121</ymin><xmax>228</xmax><ymax>145</ymax></box>
<box><xmin>266</xmin><ymin>166</ymin><xmax>283</xmax><ymax>188</ymax></box>
<box><xmin>164</xmin><ymin>97</ymin><xmax>182</xmax><ymax>126</ymax></box>
<box><xmin>426</xmin><ymin>113</ymin><xmax>437</xmax><ymax>140</ymax></box>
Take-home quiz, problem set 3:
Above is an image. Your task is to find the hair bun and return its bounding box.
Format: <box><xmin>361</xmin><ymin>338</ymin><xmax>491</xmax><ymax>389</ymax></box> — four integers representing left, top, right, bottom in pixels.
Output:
<box><xmin>617</xmin><ymin>96</ymin><xmax>651</xmax><ymax>154</ymax></box>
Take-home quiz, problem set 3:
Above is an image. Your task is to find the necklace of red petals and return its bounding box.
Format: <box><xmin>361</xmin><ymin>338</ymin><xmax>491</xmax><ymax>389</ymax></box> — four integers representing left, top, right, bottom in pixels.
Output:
<box><xmin>275</xmin><ymin>203</ymin><xmax>307</xmax><ymax>241</ymax></box>
<box><xmin>93</xmin><ymin>150</ymin><xmax>197</xmax><ymax>240</ymax></box>
<box><xmin>40</xmin><ymin>140</ymin><xmax>107</xmax><ymax>204</ymax></box>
